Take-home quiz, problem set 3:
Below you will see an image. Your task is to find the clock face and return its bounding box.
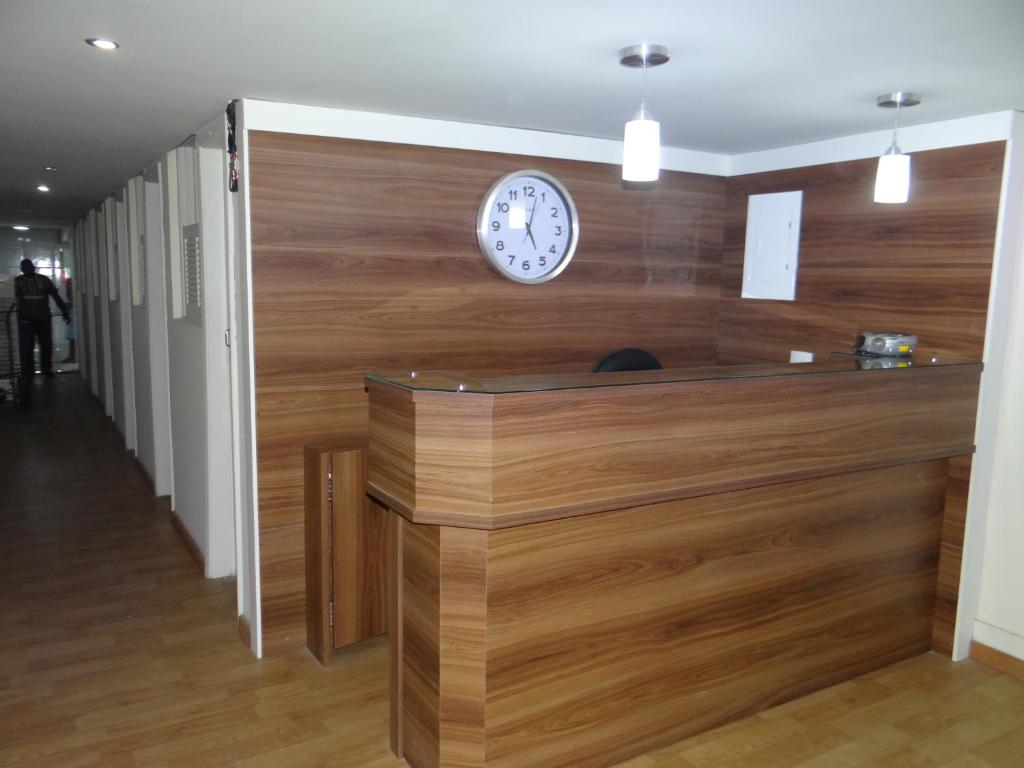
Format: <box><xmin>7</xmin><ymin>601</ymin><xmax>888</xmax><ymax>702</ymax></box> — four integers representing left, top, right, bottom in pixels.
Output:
<box><xmin>476</xmin><ymin>170</ymin><xmax>579</xmax><ymax>284</ymax></box>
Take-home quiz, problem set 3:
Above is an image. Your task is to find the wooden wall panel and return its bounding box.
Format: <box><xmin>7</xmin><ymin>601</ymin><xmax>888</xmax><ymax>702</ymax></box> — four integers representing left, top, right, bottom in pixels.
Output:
<box><xmin>933</xmin><ymin>455</ymin><xmax>972</xmax><ymax>655</ymax></box>
<box><xmin>252</xmin><ymin>133</ymin><xmax>1002</xmax><ymax>652</ymax></box>
<box><xmin>402</xmin><ymin>523</ymin><xmax>441</xmax><ymax>768</ymax></box>
<box><xmin>250</xmin><ymin>131</ymin><xmax>726</xmax><ymax>650</ymax></box>
<box><xmin>717</xmin><ymin>142</ymin><xmax>1005</xmax><ymax>364</ymax></box>
<box><xmin>303</xmin><ymin>445</ymin><xmax>332</xmax><ymax>665</ymax></box>
<box><xmin>484</xmin><ymin>462</ymin><xmax>948</xmax><ymax>768</ymax></box>
<box><xmin>438</xmin><ymin>527</ymin><xmax>488</xmax><ymax>768</ymax></box>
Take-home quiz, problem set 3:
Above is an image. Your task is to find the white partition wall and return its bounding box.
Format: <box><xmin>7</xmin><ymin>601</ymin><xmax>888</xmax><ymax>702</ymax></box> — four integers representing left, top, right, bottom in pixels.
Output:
<box><xmin>115</xmin><ymin>193</ymin><xmax>136</xmax><ymax>452</ymax></box>
<box><xmin>143</xmin><ymin>165</ymin><xmax>174</xmax><ymax>497</ymax></box>
<box><xmin>196</xmin><ymin>115</ymin><xmax>236</xmax><ymax>579</ymax></box>
<box><xmin>128</xmin><ymin>176</ymin><xmax>153</xmax><ymax>471</ymax></box>
<box><xmin>97</xmin><ymin>203</ymin><xmax>113</xmax><ymax>414</ymax></box>
<box><xmin>957</xmin><ymin>112</ymin><xmax>1024</xmax><ymax>662</ymax></box>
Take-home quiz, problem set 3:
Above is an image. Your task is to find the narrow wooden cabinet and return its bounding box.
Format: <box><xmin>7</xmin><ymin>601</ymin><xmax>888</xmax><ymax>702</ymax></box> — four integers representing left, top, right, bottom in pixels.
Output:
<box><xmin>304</xmin><ymin>439</ymin><xmax>391</xmax><ymax>666</ymax></box>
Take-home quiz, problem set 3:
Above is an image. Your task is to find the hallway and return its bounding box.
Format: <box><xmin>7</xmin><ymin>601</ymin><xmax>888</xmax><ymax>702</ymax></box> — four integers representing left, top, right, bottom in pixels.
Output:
<box><xmin>0</xmin><ymin>375</ymin><xmax>399</xmax><ymax>767</ymax></box>
<box><xmin>2</xmin><ymin>375</ymin><xmax>1024</xmax><ymax>767</ymax></box>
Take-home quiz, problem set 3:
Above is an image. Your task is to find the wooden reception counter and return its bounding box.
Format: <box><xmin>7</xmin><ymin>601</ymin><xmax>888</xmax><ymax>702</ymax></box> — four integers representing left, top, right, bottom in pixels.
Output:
<box><xmin>365</xmin><ymin>359</ymin><xmax>981</xmax><ymax>768</ymax></box>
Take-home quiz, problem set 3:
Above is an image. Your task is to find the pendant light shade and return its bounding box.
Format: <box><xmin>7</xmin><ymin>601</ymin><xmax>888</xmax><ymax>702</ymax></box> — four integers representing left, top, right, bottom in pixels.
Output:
<box><xmin>874</xmin><ymin>150</ymin><xmax>911</xmax><ymax>204</ymax></box>
<box><xmin>873</xmin><ymin>91</ymin><xmax>919</xmax><ymax>205</ymax></box>
<box><xmin>619</xmin><ymin>44</ymin><xmax>669</xmax><ymax>183</ymax></box>
<box><xmin>623</xmin><ymin>109</ymin><xmax>661</xmax><ymax>182</ymax></box>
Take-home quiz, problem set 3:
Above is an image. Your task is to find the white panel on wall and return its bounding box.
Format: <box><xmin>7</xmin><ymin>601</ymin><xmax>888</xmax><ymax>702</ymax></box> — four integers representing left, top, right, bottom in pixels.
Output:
<box><xmin>106</xmin><ymin>202</ymin><xmax>119</xmax><ymax>301</ymax></box>
<box><xmin>183</xmin><ymin>223</ymin><xmax>203</xmax><ymax>326</ymax></box>
<box><xmin>742</xmin><ymin>190</ymin><xmax>803</xmax><ymax>301</ymax></box>
<box><xmin>128</xmin><ymin>180</ymin><xmax>145</xmax><ymax>306</ymax></box>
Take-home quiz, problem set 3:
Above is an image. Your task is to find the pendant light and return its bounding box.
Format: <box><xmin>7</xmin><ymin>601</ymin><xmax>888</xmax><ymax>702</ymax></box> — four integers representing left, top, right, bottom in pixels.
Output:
<box><xmin>619</xmin><ymin>44</ymin><xmax>669</xmax><ymax>183</ymax></box>
<box><xmin>873</xmin><ymin>91</ymin><xmax>920</xmax><ymax>204</ymax></box>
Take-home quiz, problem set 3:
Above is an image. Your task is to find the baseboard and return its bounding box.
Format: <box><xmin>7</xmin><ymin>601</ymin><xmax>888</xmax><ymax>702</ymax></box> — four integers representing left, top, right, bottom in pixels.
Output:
<box><xmin>238</xmin><ymin>614</ymin><xmax>253</xmax><ymax>651</ymax></box>
<box><xmin>970</xmin><ymin>641</ymin><xmax>1024</xmax><ymax>682</ymax></box>
<box><xmin>170</xmin><ymin>510</ymin><xmax>206</xmax><ymax>576</ymax></box>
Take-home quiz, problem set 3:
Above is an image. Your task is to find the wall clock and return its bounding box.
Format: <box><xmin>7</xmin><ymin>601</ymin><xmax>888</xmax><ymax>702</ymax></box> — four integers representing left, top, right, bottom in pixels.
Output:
<box><xmin>476</xmin><ymin>170</ymin><xmax>580</xmax><ymax>284</ymax></box>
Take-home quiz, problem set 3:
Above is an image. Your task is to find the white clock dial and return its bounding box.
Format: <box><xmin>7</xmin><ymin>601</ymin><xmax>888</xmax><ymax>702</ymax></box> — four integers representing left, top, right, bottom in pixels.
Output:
<box><xmin>476</xmin><ymin>170</ymin><xmax>580</xmax><ymax>284</ymax></box>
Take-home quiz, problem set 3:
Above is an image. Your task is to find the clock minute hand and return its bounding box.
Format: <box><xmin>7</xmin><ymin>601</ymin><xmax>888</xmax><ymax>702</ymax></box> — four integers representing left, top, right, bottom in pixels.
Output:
<box><xmin>524</xmin><ymin>200</ymin><xmax>538</xmax><ymax>249</ymax></box>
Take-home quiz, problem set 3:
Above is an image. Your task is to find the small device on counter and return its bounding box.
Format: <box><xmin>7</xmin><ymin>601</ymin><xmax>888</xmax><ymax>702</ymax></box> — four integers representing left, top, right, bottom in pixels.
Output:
<box><xmin>854</xmin><ymin>332</ymin><xmax>918</xmax><ymax>357</ymax></box>
<box><xmin>856</xmin><ymin>356</ymin><xmax>914</xmax><ymax>370</ymax></box>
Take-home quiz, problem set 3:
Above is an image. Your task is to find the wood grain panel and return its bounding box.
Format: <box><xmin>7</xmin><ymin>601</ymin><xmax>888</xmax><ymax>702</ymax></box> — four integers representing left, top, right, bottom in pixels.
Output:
<box><xmin>250</xmin><ymin>131</ymin><xmax>726</xmax><ymax>651</ymax></box>
<box><xmin>717</xmin><ymin>142</ymin><xmax>1005</xmax><ymax>364</ymax></box>
<box><xmin>368</xmin><ymin>363</ymin><xmax>980</xmax><ymax>528</ymax></box>
<box><xmin>332</xmin><ymin>447</ymin><xmax>391</xmax><ymax>647</ymax></box>
<box><xmin>303</xmin><ymin>445</ymin><xmax>333</xmax><ymax>666</ymax></box>
<box><xmin>483</xmin><ymin>462</ymin><xmax>947</xmax><ymax>768</ymax></box>
<box><xmin>933</xmin><ymin>454</ymin><xmax>972</xmax><ymax>655</ymax></box>
<box><xmin>438</xmin><ymin>528</ymin><xmax>489</xmax><ymax>768</ymax></box>
<box><xmin>390</xmin><ymin>513</ymin><xmax>406</xmax><ymax>757</ymax></box>
<box><xmin>402</xmin><ymin>522</ymin><xmax>441</xmax><ymax>768</ymax></box>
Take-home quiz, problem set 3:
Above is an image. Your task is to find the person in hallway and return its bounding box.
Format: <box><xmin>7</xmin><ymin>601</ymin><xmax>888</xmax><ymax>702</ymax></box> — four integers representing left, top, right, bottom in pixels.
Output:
<box><xmin>60</xmin><ymin>277</ymin><xmax>76</xmax><ymax>363</ymax></box>
<box><xmin>14</xmin><ymin>259</ymin><xmax>69</xmax><ymax>408</ymax></box>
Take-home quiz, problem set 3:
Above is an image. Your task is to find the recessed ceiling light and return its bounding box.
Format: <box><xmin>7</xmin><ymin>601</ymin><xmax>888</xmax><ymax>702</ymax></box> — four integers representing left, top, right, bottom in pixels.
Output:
<box><xmin>43</xmin><ymin>165</ymin><xmax>59</xmax><ymax>172</ymax></box>
<box><xmin>85</xmin><ymin>37</ymin><xmax>119</xmax><ymax>50</ymax></box>
<box><xmin>12</xmin><ymin>225</ymin><xmax>30</xmax><ymax>231</ymax></box>
<box><xmin>36</xmin><ymin>184</ymin><xmax>51</xmax><ymax>193</ymax></box>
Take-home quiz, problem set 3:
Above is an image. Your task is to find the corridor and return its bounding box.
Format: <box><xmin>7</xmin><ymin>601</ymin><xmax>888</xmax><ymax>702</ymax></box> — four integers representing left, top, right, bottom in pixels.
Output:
<box><xmin>0</xmin><ymin>375</ymin><xmax>398</xmax><ymax>767</ymax></box>
<box><xmin>1</xmin><ymin>376</ymin><xmax>1023</xmax><ymax>767</ymax></box>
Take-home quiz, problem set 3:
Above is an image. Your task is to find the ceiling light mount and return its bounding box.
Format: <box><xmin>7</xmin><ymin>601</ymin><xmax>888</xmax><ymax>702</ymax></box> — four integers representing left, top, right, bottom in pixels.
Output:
<box><xmin>877</xmin><ymin>91</ymin><xmax>921</xmax><ymax>109</ymax></box>
<box><xmin>618</xmin><ymin>44</ymin><xmax>670</xmax><ymax>69</ymax></box>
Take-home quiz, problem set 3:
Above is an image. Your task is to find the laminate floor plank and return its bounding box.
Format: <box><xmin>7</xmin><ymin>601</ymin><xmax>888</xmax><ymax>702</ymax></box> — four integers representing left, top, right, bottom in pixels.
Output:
<box><xmin>2</xmin><ymin>376</ymin><xmax>1022</xmax><ymax>767</ymax></box>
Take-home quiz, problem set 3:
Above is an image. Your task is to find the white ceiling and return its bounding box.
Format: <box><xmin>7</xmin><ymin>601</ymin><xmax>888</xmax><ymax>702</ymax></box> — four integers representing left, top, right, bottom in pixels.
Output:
<box><xmin>2</xmin><ymin>0</ymin><xmax>1023</xmax><ymax>226</ymax></box>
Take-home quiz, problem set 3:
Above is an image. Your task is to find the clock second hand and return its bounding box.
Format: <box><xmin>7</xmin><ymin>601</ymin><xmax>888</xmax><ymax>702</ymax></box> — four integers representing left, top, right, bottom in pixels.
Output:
<box><xmin>523</xmin><ymin>200</ymin><xmax>538</xmax><ymax>249</ymax></box>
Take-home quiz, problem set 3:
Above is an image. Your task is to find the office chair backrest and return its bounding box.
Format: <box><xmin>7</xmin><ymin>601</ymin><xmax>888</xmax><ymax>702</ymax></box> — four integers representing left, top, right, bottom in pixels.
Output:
<box><xmin>592</xmin><ymin>347</ymin><xmax>663</xmax><ymax>373</ymax></box>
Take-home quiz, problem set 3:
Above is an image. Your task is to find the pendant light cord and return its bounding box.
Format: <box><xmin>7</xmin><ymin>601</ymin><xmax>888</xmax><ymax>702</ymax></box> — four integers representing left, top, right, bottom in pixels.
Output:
<box><xmin>640</xmin><ymin>58</ymin><xmax>649</xmax><ymax>114</ymax></box>
<box><xmin>890</xmin><ymin>101</ymin><xmax>902</xmax><ymax>154</ymax></box>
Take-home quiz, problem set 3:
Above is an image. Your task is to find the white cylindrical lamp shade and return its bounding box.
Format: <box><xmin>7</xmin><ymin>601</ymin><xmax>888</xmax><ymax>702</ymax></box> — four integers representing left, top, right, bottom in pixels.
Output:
<box><xmin>622</xmin><ymin>115</ymin><xmax>661</xmax><ymax>182</ymax></box>
<box><xmin>874</xmin><ymin>152</ymin><xmax>911</xmax><ymax>204</ymax></box>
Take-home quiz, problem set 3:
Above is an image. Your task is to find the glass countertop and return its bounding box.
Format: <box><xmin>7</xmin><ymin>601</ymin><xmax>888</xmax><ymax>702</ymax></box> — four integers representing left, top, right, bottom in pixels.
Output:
<box><xmin>365</xmin><ymin>354</ymin><xmax>979</xmax><ymax>394</ymax></box>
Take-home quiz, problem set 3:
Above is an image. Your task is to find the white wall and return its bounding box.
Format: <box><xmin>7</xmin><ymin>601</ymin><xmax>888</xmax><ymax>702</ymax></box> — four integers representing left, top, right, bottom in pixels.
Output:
<box><xmin>115</xmin><ymin>194</ymin><xmax>137</xmax><ymax>452</ymax></box>
<box><xmin>97</xmin><ymin>203</ymin><xmax>113</xmax><ymax>414</ymax></box>
<box><xmin>143</xmin><ymin>165</ymin><xmax>174</xmax><ymax>497</ymax></box>
<box><xmin>233</xmin><ymin>101</ymin><xmax>260</xmax><ymax>653</ymax></box>
<box><xmin>958</xmin><ymin>112</ymin><xmax>1024</xmax><ymax>662</ymax></box>
<box><xmin>196</xmin><ymin>115</ymin><xmax>236</xmax><ymax>579</ymax></box>
<box><xmin>162</xmin><ymin>145</ymin><xmax>209</xmax><ymax>560</ymax></box>
<box><xmin>128</xmin><ymin>176</ymin><xmax>153</xmax><ymax>475</ymax></box>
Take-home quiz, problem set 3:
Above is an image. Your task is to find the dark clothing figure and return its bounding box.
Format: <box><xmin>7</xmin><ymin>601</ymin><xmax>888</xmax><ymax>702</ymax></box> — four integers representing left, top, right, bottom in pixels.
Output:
<box><xmin>14</xmin><ymin>260</ymin><xmax>69</xmax><ymax>408</ymax></box>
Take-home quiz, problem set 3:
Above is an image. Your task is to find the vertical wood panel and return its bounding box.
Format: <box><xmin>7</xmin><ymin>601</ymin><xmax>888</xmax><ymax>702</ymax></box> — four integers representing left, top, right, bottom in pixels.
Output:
<box><xmin>717</xmin><ymin>142</ymin><xmax>1005</xmax><ymax>364</ymax></box>
<box><xmin>303</xmin><ymin>446</ymin><xmax>332</xmax><ymax>665</ymax></box>
<box><xmin>250</xmin><ymin>131</ymin><xmax>726</xmax><ymax>651</ymax></box>
<box><xmin>439</xmin><ymin>527</ymin><xmax>488</xmax><ymax>768</ymax></box>
<box><xmin>402</xmin><ymin>523</ymin><xmax>441</xmax><ymax>768</ymax></box>
<box><xmin>390</xmin><ymin>513</ymin><xmax>406</xmax><ymax>757</ymax></box>
<box><xmin>933</xmin><ymin>455</ymin><xmax>972</xmax><ymax>655</ymax></box>
<box><xmin>332</xmin><ymin>446</ymin><xmax>391</xmax><ymax>647</ymax></box>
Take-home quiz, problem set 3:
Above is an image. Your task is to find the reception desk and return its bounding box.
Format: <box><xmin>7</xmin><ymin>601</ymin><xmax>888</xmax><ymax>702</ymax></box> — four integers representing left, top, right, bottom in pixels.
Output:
<box><xmin>365</xmin><ymin>359</ymin><xmax>981</xmax><ymax>768</ymax></box>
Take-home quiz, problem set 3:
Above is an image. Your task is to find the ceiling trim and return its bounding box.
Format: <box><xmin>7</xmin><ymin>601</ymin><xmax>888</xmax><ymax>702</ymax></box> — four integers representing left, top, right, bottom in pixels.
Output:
<box><xmin>727</xmin><ymin>111</ymin><xmax>1017</xmax><ymax>176</ymax></box>
<box><xmin>241</xmin><ymin>99</ymin><xmax>1016</xmax><ymax>180</ymax></box>
<box><xmin>240</xmin><ymin>99</ymin><xmax>729</xmax><ymax>176</ymax></box>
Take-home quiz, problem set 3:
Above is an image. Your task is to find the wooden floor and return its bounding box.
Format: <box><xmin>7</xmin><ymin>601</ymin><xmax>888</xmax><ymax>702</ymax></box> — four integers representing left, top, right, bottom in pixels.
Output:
<box><xmin>1</xmin><ymin>376</ymin><xmax>1023</xmax><ymax>767</ymax></box>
